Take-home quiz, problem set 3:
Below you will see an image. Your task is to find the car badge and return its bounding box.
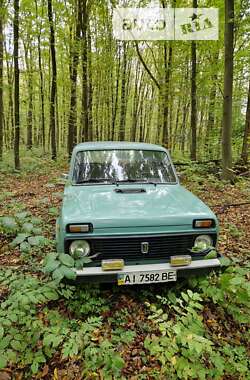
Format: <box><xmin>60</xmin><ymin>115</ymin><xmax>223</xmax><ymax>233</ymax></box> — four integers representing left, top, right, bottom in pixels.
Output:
<box><xmin>141</xmin><ymin>242</ymin><xmax>149</xmax><ymax>254</ymax></box>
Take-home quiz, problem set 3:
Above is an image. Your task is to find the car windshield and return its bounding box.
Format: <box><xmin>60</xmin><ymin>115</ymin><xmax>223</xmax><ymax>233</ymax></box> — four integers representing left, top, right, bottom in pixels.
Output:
<box><xmin>72</xmin><ymin>149</ymin><xmax>177</xmax><ymax>184</ymax></box>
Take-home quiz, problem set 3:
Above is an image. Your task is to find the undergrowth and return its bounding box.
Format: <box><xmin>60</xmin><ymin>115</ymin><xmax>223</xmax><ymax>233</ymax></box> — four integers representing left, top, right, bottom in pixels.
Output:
<box><xmin>0</xmin><ymin>151</ymin><xmax>249</xmax><ymax>379</ymax></box>
<box><xmin>0</xmin><ymin>265</ymin><xmax>249</xmax><ymax>379</ymax></box>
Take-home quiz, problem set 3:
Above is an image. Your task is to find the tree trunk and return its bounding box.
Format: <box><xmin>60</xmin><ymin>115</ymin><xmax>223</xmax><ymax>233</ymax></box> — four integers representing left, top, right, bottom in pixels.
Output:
<box><xmin>0</xmin><ymin>0</ymin><xmax>3</xmax><ymax>161</ymax></box>
<box><xmin>23</xmin><ymin>41</ymin><xmax>33</xmax><ymax>150</ymax></box>
<box><xmin>241</xmin><ymin>77</ymin><xmax>250</xmax><ymax>164</ymax></box>
<box><xmin>205</xmin><ymin>69</ymin><xmax>218</xmax><ymax>159</ymax></box>
<box><xmin>35</xmin><ymin>0</ymin><xmax>45</xmax><ymax>150</ymax></box>
<box><xmin>80</xmin><ymin>0</ymin><xmax>88</xmax><ymax>141</ymax></box>
<box><xmin>131</xmin><ymin>61</ymin><xmax>141</xmax><ymax>141</ymax></box>
<box><xmin>111</xmin><ymin>44</ymin><xmax>121</xmax><ymax>140</ymax></box>
<box><xmin>162</xmin><ymin>43</ymin><xmax>172</xmax><ymax>148</ymax></box>
<box><xmin>190</xmin><ymin>0</ymin><xmax>197</xmax><ymax>161</ymax></box>
<box><xmin>119</xmin><ymin>42</ymin><xmax>127</xmax><ymax>141</ymax></box>
<box><xmin>27</xmin><ymin>54</ymin><xmax>33</xmax><ymax>150</ymax></box>
<box><xmin>222</xmin><ymin>0</ymin><xmax>234</xmax><ymax>180</ymax></box>
<box><xmin>14</xmin><ymin>0</ymin><xmax>20</xmax><ymax>169</ymax></box>
<box><xmin>48</xmin><ymin>0</ymin><xmax>57</xmax><ymax>160</ymax></box>
<box><xmin>87</xmin><ymin>30</ymin><xmax>93</xmax><ymax>140</ymax></box>
<box><xmin>68</xmin><ymin>0</ymin><xmax>81</xmax><ymax>157</ymax></box>
<box><xmin>5</xmin><ymin>41</ymin><xmax>14</xmax><ymax>149</ymax></box>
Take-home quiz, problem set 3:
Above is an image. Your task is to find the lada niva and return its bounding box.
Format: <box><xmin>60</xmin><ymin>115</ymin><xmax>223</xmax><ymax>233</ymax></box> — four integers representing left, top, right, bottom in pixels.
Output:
<box><xmin>56</xmin><ymin>142</ymin><xmax>222</xmax><ymax>285</ymax></box>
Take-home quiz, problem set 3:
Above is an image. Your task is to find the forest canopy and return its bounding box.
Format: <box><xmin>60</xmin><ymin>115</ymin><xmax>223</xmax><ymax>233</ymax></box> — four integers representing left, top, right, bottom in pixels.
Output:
<box><xmin>0</xmin><ymin>0</ymin><xmax>249</xmax><ymax>173</ymax></box>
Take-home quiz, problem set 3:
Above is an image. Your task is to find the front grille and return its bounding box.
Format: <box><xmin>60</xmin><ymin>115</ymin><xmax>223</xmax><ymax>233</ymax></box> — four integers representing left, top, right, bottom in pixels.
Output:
<box><xmin>65</xmin><ymin>234</ymin><xmax>217</xmax><ymax>262</ymax></box>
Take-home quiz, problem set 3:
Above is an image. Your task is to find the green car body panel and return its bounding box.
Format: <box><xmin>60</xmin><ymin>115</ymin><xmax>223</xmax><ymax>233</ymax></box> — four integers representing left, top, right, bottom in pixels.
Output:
<box><xmin>56</xmin><ymin>142</ymin><xmax>221</xmax><ymax>283</ymax></box>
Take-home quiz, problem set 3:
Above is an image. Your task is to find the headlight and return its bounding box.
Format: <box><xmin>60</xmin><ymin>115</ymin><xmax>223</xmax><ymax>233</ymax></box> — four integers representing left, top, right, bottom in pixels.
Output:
<box><xmin>194</xmin><ymin>235</ymin><xmax>213</xmax><ymax>250</ymax></box>
<box><xmin>69</xmin><ymin>240</ymin><xmax>90</xmax><ymax>258</ymax></box>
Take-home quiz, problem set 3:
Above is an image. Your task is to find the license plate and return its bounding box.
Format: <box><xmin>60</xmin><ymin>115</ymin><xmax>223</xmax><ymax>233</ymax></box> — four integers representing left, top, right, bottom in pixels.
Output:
<box><xmin>117</xmin><ymin>270</ymin><xmax>177</xmax><ymax>285</ymax></box>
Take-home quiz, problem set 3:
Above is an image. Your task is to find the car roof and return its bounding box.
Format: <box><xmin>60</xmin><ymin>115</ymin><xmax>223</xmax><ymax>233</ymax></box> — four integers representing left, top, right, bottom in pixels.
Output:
<box><xmin>73</xmin><ymin>141</ymin><xmax>168</xmax><ymax>153</ymax></box>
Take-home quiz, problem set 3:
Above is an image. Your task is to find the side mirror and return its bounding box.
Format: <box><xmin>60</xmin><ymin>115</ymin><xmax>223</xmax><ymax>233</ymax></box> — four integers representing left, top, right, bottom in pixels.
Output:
<box><xmin>176</xmin><ymin>172</ymin><xmax>183</xmax><ymax>180</ymax></box>
<box><xmin>61</xmin><ymin>173</ymin><xmax>69</xmax><ymax>180</ymax></box>
<box><xmin>58</xmin><ymin>173</ymin><xmax>69</xmax><ymax>185</ymax></box>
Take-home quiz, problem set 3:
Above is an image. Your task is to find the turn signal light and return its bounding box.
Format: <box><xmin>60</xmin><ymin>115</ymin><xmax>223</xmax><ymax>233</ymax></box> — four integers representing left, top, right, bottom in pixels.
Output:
<box><xmin>193</xmin><ymin>219</ymin><xmax>214</xmax><ymax>228</ymax></box>
<box><xmin>68</xmin><ymin>224</ymin><xmax>91</xmax><ymax>233</ymax></box>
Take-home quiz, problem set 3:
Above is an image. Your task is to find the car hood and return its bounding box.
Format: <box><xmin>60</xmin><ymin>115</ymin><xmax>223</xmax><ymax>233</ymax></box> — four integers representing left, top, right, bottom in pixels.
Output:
<box><xmin>61</xmin><ymin>184</ymin><xmax>216</xmax><ymax>229</ymax></box>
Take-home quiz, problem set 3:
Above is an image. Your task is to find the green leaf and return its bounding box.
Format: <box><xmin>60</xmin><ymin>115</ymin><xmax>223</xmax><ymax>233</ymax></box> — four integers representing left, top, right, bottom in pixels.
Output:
<box><xmin>30</xmin><ymin>217</ymin><xmax>42</xmax><ymax>225</ymax></box>
<box><xmin>43</xmin><ymin>252</ymin><xmax>58</xmax><ymax>265</ymax></box>
<box><xmin>220</xmin><ymin>257</ymin><xmax>231</xmax><ymax>267</ymax></box>
<box><xmin>0</xmin><ymin>326</ymin><xmax>4</xmax><ymax>339</ymax></box>
<box><xmin>9</xmin><ymin>313</ymin><xmax>18</xmax><ymax>322</ymax></box>
<box><xmin>43</xmin><ymin>290</ymin><xmax>59</xmax><ymax>301</ymax></box>
<box><xmin>0</xmin><ymin>336</ymin><xmax>11</xmax><ymax>350</ymax></box>
<box><xmin>43</xmin><ymin>334</ymin><xmax>55</xmax><ymax>347</ymax></box>
<box><xmin>112</xmin><ymin>354</ymin><xmax>125</xmax><ymax>370</ymax></box>
<box><xmin>167</xmin><ymin>291</ymin><xmax>177</xmax><ymax>304</ymax></box>
<box><xmin>60</xmin><ymin>265</ymin><xmax>76</xmax><ymax>280</ymax></box>
<box><xmin>28</xmin><ymin>235</ymin><xmax>47</xmax><ymax>247</ymax></box>
<box><xmin>203</xmin><ymin>250</ymin><xmax>217</xmax><ymax>260</ymax></box>
<box><xmin>81</xmin><ymin>256</ymin><xmax>92</xmax><ymax>264</ymax></box>
<box><xmin>0</xmin><ymin>355</ymin><xmax>7</xmax><ymax>369</ymax></box>
<box><xmin>1</xmin><ymin>217</ymin><xmax>17</xmax><ymax>230</ymax></box>
<box><xmin>32</xmin><ymin>227</ymin><xmax>43</xmax><ymax>235</ymax></box>
<box><xmin>15</xmin><ymin>211</ymin><xmax>29</xmax><ymax>220</ymax></box>
<box><xmin>52</xmin><ymin>268</ymin><xmax>64</xmax><ymax>282</ymax></box>
<box><xmin>22</xmin><ymin>222</ymin><xmax>34</xmax><ymax>233</ymax></box>
<box><xmin>10</xmin><ymin>340</ymin><xmax>22</xmax><ymax>351</ymax></box>
<box><xmin>10</xmin><ymin>233</ymin><xmax>29</xmax><ymax>247</ymax></box>
<box><xmin>230</xmin><ymin>276</ymin><xmax>243</xmax><ymax>286</ymax></box>
<box><xmin>58</xmin><ymin>253</ymin><xmax>74</xmax><ymax>267</ymax></box>
<box><xmin>49</xmin><ymin>207</ymin><xmax>58</xmax><ymax>216</ymax></box>
<box><xmin>181</xmin><ymin>292</ymin><xmax>189</xmax><ymax>302</ymax></box>
<box><xmin>74</xmin><ymin>256</ymin><xmax>92</xmax><ymax>269</ymax></box>
<box><xmin>20</xmin><ymin>241</ymin><xmax>31</xmax><ymax>253</ymax></box>
<box><xmin>31</xmin><ymin>361</ymin><xmax>39</xmax><ymax>374</ymax></box>
<box><xmin>43</xmin><ymin>259</ymin><xmax>60</xmax><ymax>273</ymax></box>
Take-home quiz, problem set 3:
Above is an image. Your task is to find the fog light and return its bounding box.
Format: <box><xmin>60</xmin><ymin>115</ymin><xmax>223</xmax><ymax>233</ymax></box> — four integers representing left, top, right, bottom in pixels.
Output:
<box><xmin>170</xmin><ymin>255</ymin><xmax>192</xmax><ymax>267</ymax></box>
<box><xmin>102</xmin><ymin>259</ymin><xmax>124</xmax><ymax>271</ymax></box>
<box><xmin>69</xmin><ymin>240</ymin><xmax>90</xmax><ymax>258</ymax></box>
<box><xmin>194</xmin><ymin>235</ymin><xmax>213</xmax><ymax>250</ymax></box>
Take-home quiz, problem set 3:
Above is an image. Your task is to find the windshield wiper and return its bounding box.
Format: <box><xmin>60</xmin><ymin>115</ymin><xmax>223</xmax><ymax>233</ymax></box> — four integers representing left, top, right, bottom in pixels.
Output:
<box><xmin>77</xmin><ymin>178</ymin><xmax>159</xmax><ymax>185</ymax></box>
<box><xmin>114</xmin><ymin>179</ymin><xmax>138</xmax><ymax>183</ymax></box>
<box><xmin>114</xmin><ymin>179</ymin><xmax>158</xmax><ymax>185</ymax></box>
<box><xmin>77</xmin><ymin>178</ymin><xmax>113</xmax><ymax>184</ymax></box>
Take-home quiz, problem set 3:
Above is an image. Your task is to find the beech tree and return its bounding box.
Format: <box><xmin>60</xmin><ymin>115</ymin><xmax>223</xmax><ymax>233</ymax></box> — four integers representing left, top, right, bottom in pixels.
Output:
<box><xmin>80</xmin><ymin>0</ymin><xmax>89</xmax><ymax>142</ymax></box>
<box><xmin>14</xmin><ymin>0</ymin><xmax>20</xmax><ymax>169</ymax></box>
<box><xmin>68</xmin><ymin>0</ymin><xmax>81</xmax><ymax>157</ymax></box>
<box><xmin>0</xmin><ymin>0</ymin><xmax>3</xmax><ymax>161</ymax></box>
<box><xmin>48</xmin><ymin>0</ymin><xmax>57</xmax><ymax>160</ymax></box>
<box><xmin>190</xmin><ymin>0</ymin><xmax>197</xmax><ymax>161</ymax></box>
<box><xmin>222</xmin><ymin>0</ymin><xmax>234</xmax><ymax>180</ymax></box>
<box><xmin>241</xmin><ymin>77</ymin><xmax>250</xmax><ymax>164</ymax></box>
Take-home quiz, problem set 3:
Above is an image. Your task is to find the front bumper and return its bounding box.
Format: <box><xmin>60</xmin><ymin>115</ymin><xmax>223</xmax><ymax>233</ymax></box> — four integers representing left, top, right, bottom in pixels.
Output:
<box><xmin>74</xmin><ymin>257</ymin><xmax>222</xmax><ymax>284</ymax></box>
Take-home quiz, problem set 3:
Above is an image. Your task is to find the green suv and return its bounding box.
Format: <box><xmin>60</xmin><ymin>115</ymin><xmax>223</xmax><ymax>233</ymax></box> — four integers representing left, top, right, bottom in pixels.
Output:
<box><xmin>56</xmin><ymin>142</ymin><xmax>222</xmax><ymax>285</ymax></box>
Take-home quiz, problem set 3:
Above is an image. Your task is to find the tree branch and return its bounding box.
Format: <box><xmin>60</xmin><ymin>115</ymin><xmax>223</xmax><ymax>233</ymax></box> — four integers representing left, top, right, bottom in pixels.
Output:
<box><xmin>135</xmin><ymin>42</ymin><xmax>161</xmax><ymax>90</ymax></box>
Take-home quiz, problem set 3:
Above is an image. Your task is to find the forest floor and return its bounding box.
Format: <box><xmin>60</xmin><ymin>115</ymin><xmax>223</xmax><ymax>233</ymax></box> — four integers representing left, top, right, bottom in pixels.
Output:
<box><xmin>0</xmin><ymin>152</ymin><xmax>249</xmax><ymax>380</ymax></box>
